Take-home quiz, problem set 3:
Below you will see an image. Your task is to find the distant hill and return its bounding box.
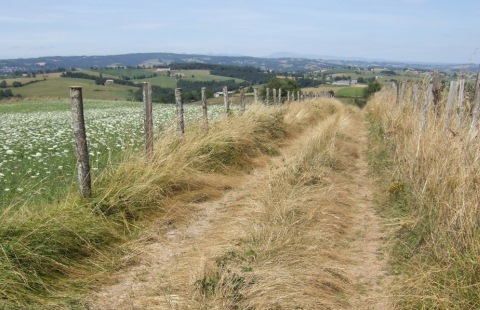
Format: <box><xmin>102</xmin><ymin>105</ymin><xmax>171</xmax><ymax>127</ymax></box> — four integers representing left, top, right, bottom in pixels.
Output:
<box><xmin>1</xmin><ymin>52</ymin><xmax>478</xmax><ymax>75</ymax></box>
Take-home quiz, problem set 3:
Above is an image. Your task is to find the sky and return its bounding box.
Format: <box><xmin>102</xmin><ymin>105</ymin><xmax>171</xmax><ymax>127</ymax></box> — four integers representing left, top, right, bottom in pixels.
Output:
<box><xmin>1</xmin><ymin>0</ymin><xmax>479</xmax><ymax>64</ymax></box>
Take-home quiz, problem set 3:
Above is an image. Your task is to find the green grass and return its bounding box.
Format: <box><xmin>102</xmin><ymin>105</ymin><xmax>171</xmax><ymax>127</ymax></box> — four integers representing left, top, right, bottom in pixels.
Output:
<box><xmin>335</xmin><ymin>86</ymin><xmax>365</xmax><ymax>98</ymax></box>
<box><xmin>7</xmin><ymin>77</ymin><xmax>137</xmax><ymax>100</ymax></box>
<box><xmin>141</xmin><ymin>75</ymin><xmax>177</xmax><ymax>88</ymax></box>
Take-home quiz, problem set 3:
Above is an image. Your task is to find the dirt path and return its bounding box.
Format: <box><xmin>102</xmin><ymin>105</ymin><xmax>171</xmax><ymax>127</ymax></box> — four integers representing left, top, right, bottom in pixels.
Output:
<box><xmin>340</xmin><ymin>124</ymin><xmax>393</xmax><ymax>309</ymax></box>
<box><xmin>86</xmin><ymin>111</ymin><xmax>393</xmax><ymax>309</ymax></box>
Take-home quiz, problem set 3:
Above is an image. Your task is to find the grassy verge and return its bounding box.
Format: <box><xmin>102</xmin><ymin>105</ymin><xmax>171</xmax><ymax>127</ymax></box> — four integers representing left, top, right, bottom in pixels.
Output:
<box><xmin>365</xmin><ymin>87</ymin><xmax>480</xmax><ymax>309</ymax></box>
<box><xmin>0</xmin><ymin>100</ymin><xmax>335</xmax><ymax>309</ymax></box>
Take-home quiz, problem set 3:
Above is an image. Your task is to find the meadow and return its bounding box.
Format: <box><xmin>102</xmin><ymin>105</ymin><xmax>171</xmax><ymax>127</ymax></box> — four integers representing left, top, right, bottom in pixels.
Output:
<box><xmin>0</xmin><ymin>99</ymin><xmax>225</xmax><ymax>209</ymax></box>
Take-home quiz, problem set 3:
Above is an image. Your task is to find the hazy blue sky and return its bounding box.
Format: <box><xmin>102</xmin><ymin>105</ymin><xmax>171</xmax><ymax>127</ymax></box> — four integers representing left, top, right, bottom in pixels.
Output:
<box><xmin>1</xmin><ymin>0</ymin><xmax>479</xmax><ymax>64</ymax></box>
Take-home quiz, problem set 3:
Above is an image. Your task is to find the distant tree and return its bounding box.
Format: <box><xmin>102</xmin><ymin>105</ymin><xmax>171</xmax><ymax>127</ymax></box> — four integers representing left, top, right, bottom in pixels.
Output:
<box><xmin>0</xmin><ymin>80</ymin><xmax>7</xmax><ymax>88</ymax></box>
<box><xmin>0</xmin><ymin>89</ymin><xmax>14</xmax><ymax>99</ymax></box>
<box><xmin>363</xmin><ymin>80</ymin><xmax>382</xmax><ymax>101</ymax></box>
<box><xmin>12</xmin><ymin>81</ymin><xmax>22</xmax><ymax>87</ymax></box>
<box><xmin>261</xmin><ymin>77</ymin><xmax>298</xmax><ymax>99</ymax></box>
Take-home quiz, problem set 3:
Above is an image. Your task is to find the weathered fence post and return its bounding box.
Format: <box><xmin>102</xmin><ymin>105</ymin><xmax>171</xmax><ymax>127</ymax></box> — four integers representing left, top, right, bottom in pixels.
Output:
<box><xmin>254</xmin><ymin>87</ymin><xmax>259</xmax><ymax>104</ymax></box>
<box><xmin>273</xmin><ymin>88</ymin><xmax>277</xmax><ymax>105</ymax></box>
<box><xmin>292</xmin><ymin>91</ymin><xmax>295</xmax><ymax>101</ymax></box>
<box><xmin>398</xmin><ymin>81</ymin><xmax>405</xmax><ymax>107</ymax></box>
<box><xmin>202</xmin><ymin>87</ymin><xmax>208</xmax><ymax>132</ymax></box>
<box><xmin>240</xmin><ymin>86</ymin><xmax>246</xmax><ymax>111</ymax></box>
<box><xmin>70</xmin><ymin>86</ymin><xmax>91</xmax><ymax>198</ymax></box>
<box><xmin>287</xmin><ymin>90</ymin><xmax>291</xmax><ymax>103</ymax></box>
<box><xmin>456</xmin><ymin>79</ymin><xmax>465</xmax><ymax>131</ymax></box>
<box><xmin>143</xmin><ymin>82</ymin><xmax>153</xmax><ymax>159</ymax></box>
<box><xmin>223</xmin><ymin>86</ymin><xmax>230</xmax><ymax>113</ymax></box>
<box><xmin>470</xmin><ymin>70</ymin><xmax>480</xmax><ymax>133</ymax></box>
<box><xmin>297</xmin><ymin>91</ymin><xmax>301</xmax><ymax>101</ymax></box>
<box><xmin>278</xmin><ymin>88</ymin><xmax>282</xmax><ymax>104</ymax></box>
<box><xmin>175</xmin><ymin>88</ymin><xmax>184</xmax><ymax>136</ymax></box>
<box><xmin>266</xmin><ymin>88</ymin><xmax>270</xmax><ymax>105</ymax></box>
<box><xmin>413</xmin><ymin>84</ymin><xmax>419</xmax><ymax>113</ymax></box>
<box><xmin>432</xmin><ymin>71</ymin><xmax>442</xmax><ymax>115</ymax></box>
<box><xmin>444</xmin><ymin>81</ymin><xmax>457</xmax><ymax>131</ymax></box>
<box><xmin>420</xmin><ymin>84</ymin><xmax>433</xmax><ymax>132</ymax></box>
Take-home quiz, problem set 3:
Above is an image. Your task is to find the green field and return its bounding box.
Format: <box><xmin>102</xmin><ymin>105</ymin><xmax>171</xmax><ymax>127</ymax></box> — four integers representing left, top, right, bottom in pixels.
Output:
<box><xmin>2</xmin><ymin>68</ymin><xmax>246</xmax><ymax>100</ymax></box>
<box><xmin>5</xmin><ymin>77</ymin><xmax>138</xmax><ymax>100</ymax></box>
<box><xmin>334</xmin><ymin>86</ymin><xmax>365</xmax><ymax>98</ymax></box>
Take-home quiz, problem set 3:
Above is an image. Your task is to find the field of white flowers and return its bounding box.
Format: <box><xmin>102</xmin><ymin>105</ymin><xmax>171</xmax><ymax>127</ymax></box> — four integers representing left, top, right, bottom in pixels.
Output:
<box><xmin>0</xmin><ymin>99</ymin><xmax>224</xmax><ymax>208</ymax></box>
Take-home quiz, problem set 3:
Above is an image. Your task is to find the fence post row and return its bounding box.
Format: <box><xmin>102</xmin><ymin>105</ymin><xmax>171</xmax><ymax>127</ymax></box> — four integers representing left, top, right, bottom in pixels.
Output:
<box><xmin>201</xmin><ymin>87</ymin><xmax>209</xmax><ymax>132</ymax></box>
<box><xmin>143</xmin><ymin>82</ymin><xmax>153</xmax><ymax>159</ymax></box>
<box><xmin>70</xmin><ymin>86</ymin><xmax>92</xmax><ymax>198</ymax></box>
<box><xmin>175</xmin><ymin>88</ymin><xmax>185</xmax><ymax>136</ymax></box>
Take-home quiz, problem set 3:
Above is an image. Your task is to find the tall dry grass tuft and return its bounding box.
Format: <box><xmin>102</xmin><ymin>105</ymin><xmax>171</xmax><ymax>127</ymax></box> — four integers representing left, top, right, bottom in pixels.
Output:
<box><xmin>191</xmin><ymin>100</ymin><xmax>365</xmax><ymax>309</ymax></box>
<box><xmin>0</xmin><ymin>100</ymin><xmax>335</xmax><ymax>308</ymax></box>
<box><xmin>366</xmin><ymin>84</ymin><xmax>480</xmax><ymax>309</ymax></box>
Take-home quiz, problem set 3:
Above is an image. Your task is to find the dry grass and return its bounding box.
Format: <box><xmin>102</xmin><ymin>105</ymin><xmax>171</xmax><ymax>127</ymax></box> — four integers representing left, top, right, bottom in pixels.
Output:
<box><xmin>366</xmin><ymin>85</ymin><xmax>480</xmax><ymax>309</ymax></box>
<box><xmin>0</xmin><ymin>99</ymin><xmax>343</xmax><ymax>309</ymax></box>
<box><xmin>189</xmin><ymin>101</ymin><xmax>370</xmax><ymax>309</ymax></box>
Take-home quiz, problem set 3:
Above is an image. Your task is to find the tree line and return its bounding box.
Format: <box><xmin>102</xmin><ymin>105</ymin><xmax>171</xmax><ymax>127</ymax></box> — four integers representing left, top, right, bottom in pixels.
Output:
<box><xmin>61</xmin><ymin>71</ymin><xmax>136</xmax><ymax>86</ymax></box>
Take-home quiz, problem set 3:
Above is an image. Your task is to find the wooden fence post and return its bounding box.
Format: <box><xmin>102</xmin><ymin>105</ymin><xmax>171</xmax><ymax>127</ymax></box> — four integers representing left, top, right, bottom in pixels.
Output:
<box><xmin>143</xmin><ymin>82</ymin><xmax>153</xmax><ymax>159</ymax></box>
<box><xmin>432</xmin><ymin>71</ymin><xmax>442</xmax><ymax>115</ymax></box>
<box><xmin>70</xmin><ymin>86</ymin><xmax>91</xmax><ymax>198</ymax></box>
<box><xmin>175</xmin><ymin>88</ymin><xmax>184</xmax><ymax>136</ymax></box>
<box><xmin>470</xmin><ymin>70</ymin><xmax>480</xmax><ymax>133</ymax></box>
<box><xmin>413</xmin><ymin>84</ymin><xmax>419</xmax><ymax>113</ymax></box>
<box><xmin>273</xmin><ymin>88</ymin><xmax>277</xmax><ymax>105</ymax></box>
<box><xmin>297</xmin><ymin>91</ymin><xmax>301</xmax><ymax>101</ymax></box>
<box><xmin>456</xmin><ymin>79</ymin><xmax>466</xmax><ymax>131</ymax></box>
<box><xmin>287</xmin><ymin>90</ymin><xmax>291</xmax><ymax>102</ymax></box>
<box><xmin>240</xmin><ymin>86</ymin><xmax>246</xmax><ymax>111</ymax></box>
<box><xmin>278</xmin><ymin>88</ymin><xmax>282</xmax><ymax>104</ymax></box>
<box><xmin>420</xmin><ymin>84</ymin><xmax>433</xmax><ymax>132</ymax></box>
<box><xmin>223</xmin><ymin>86</ymin><xmax>230</xmax><ymax>113</ymax></box>
<box><xmin>292</xmin><ymin>91</ymin><xmax>295</xmax><ymax>101</ymax></box>
<box><xmin>266</xmin><ymin>88</ymin><xmax>270</xmax><ymax>105</ymax></box>
<box><xmin>254</xmin><ymin>87</ymin><xmax>259</xmax><ymax>104</ymax></box>
<box><xmin>398</xmin><ymin>81</ymin><xmax>405</xmax><ymax>107</ymax></box>
<box><xmin>444</xmin><ymin>81</ymin><xmax>457</xmax><ymax>131</ymax></box>
<box><xmin>202</xmin><ymin>87</ymin><xmax>208</xmax><ymax>132</ymax></box>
